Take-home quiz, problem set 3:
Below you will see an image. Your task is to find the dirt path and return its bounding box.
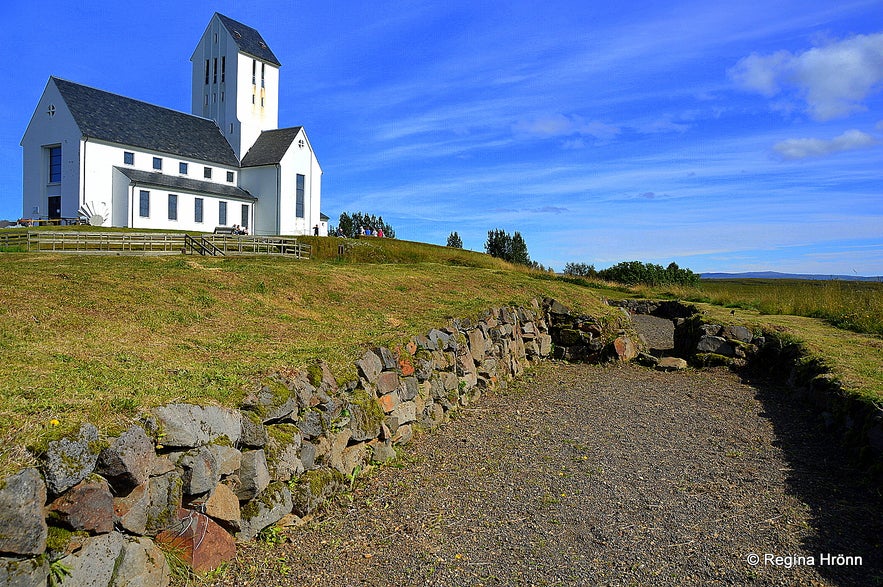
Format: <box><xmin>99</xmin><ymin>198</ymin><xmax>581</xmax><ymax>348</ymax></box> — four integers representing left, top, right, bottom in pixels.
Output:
<box><xmin>216</xmin><ymin>363</ymin><xmax>882</xmax><ymax>587</ymax></box>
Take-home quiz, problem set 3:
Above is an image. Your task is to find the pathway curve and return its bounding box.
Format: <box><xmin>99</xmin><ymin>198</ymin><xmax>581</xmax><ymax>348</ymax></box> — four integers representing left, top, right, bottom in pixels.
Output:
<box><xmin>218</xmin><ymin>363</ymin><xmax>882</xmax><ymax>586</ymax></box>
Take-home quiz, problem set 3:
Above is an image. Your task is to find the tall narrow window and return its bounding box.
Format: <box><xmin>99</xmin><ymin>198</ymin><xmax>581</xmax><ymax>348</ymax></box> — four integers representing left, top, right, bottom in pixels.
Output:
<box><xmin>296</xmin><ymin>174</ymin><xmax>305</xmax><ymax>218</ymax></box>
<box><xmin>219</xmin><ymin>201</ymin><xmax>227</xmax><ymax>225</ymax></box>
<box><xmin>168</xmin><ymin>194</ymin><xmax>178</xmax><ymax>221</ymax></box>
<box><xmin>213</xmin><ymin>58</ymin><xmax>218</xmax><ymax>84</ymax></box>
<box><xmin>139</xmin><ymin>190</ymin><xmax>150</xmax><ymax>218</ymax></box>
<box><xmin>241</xmin><ymin>204</ymin><xmax>249</xmax><ymax>229</ymax></box>
<box><xmin>261</xmin><ymin>63</ymin><xmax>265</xmax><ymax>88</ymax></box>
<box><xmin>194</xmin><ymin>198</ymin><xmax>204</xmax><ymax>223</ymax></box>
<box><xmin>48</xmin><ymin>146</ymin><xmax>61</xmax><ymax>183</ymax></box>
<box><xmin>252</xmin><ymin>60</ymin><xmax>256</xmax><ymax>85</ymax></box>
<box><xmin>205</xmin><ymin>60</ymin><xmax>209</xmax><ymax>85</ymax></box>
<box><xmin>221</xmin><ymin>56</ymin><xmax>225</xmax><ymax>83</ymax></box>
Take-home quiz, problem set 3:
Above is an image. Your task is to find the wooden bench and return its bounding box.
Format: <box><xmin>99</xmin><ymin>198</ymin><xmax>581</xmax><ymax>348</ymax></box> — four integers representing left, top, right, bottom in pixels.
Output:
<box><xmin>213</xmin><ymin>226</ymin><xmax>236</xmax><ymax>235</ymax></box>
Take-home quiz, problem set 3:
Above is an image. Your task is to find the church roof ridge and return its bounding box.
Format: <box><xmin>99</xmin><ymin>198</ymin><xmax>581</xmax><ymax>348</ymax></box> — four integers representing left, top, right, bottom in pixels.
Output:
<box><xmin>51</xmin><ymin>77</ymin><xmax>239</xmax><ymax>167</ymax></box>
<box><xmin>215</xmin><ymin>13</ymin><xmax>281</xmax><ymax>66</ymax></box>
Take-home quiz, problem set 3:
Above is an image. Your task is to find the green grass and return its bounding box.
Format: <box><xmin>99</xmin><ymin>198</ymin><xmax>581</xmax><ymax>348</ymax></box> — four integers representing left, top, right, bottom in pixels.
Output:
<box><xmin>627</xmin><ymin>278</ymin><xmax>883</xmax><ymax>336</ymax></box>
<box><xmin>690</xmin><ymin>279</ymin><xmax>883</xmax><ymax>336</ymax></box>
<box><xmin>625</xmin><ymin>279</ymin><xmax>883</xmax><ymax>403</ymax></box>
<box><xmin>2</xmin><ymin>236</ymin><xmax>882</xmax><ymax>478</ymax></box>
<box><xmin>0</xmin><ymin>248</ymin><xmax>616</xmax><ymax>476</ymax></box>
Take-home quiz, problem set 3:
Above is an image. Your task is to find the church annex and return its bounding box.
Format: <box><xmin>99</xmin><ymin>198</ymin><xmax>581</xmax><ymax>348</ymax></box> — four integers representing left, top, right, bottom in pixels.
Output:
<box><xmin>21</xmin><ymin>13</ymin><xmax>324</xmax><ymax>236</ymax></box>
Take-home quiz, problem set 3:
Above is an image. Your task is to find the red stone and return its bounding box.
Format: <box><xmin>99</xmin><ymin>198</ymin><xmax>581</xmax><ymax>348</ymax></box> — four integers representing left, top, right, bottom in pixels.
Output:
<box><xmin>47</xmin><ymin>477</ymin><xmax>114</xmax><ymax>534</ymax></box>
<box><xmin>399</xmin><ymin>357</ymin><xmax>415</xmax><ymax>376</ymax></box>
<box><xmin>155</xmin><ymin>508</ymin><xmax>236</xmax><ymax>572</ymax></box>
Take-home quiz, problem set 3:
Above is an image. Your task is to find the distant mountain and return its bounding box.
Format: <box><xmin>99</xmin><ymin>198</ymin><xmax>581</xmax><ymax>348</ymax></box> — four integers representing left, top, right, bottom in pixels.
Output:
<box><xmin>701</xmin><ymin>271</ymin><xmax>882</xmax><ymax>282</ymax></box>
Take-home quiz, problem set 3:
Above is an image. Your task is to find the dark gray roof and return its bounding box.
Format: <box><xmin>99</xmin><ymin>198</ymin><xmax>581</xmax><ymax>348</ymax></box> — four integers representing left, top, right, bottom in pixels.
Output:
<box><xmin>115</xmin><ymin>167</ymin><xmax>257</xmax><ymax>201</ymax></box>
<box><xmin>216</xmin><ymin>13</ymin><xmax>281</xmax><ymax>67</ymax></box>
<box><xmin>53</xmin><ymin>78</ymin><xmax>239</xmax><ymax>167</ymax></box>
<box><xmin>240</xmin><ymin>127</ymin><xmax>303</xmax><ymax>167</ymax></box>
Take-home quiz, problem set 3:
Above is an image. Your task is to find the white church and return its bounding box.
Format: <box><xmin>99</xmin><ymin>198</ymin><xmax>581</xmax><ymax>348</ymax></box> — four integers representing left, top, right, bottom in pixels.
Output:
<box><xmin>21</xmin><ymin>13</ymin><xmax>325</xmax><ymax>236</ymax></box>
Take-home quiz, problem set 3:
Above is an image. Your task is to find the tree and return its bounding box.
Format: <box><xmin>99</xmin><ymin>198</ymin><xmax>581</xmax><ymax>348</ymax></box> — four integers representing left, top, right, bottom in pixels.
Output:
<box><xmin>563</xmin><ymin>262</ymin><xmax>597</xmax><ymax>278</ymax></box>
<box><xmin>484</xmin><ymin>228</ymin><xmax>532</xmax><ymax>266</ymax></box>
<box><xmin>336</xmin><ymin>211</ymin><xmax>395</xmax><ymax>238</ymax></box>
<box><xmin>446</xmin><ymin>231</ymin><xmax>463</xmax><ymax>248</ymax></box>
<box><xmin>597</xmin><ymin>261</ymin><xmax>700</xmax><ymax>286</ymax></box>
<box><xmin>510</xmin><ymin>231</ymin><xmax>531</xmax><ymax>266</ymax></box>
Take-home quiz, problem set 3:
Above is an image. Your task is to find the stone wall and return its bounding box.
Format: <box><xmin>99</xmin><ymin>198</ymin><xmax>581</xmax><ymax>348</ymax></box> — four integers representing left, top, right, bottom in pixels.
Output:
<box><xmin>615</xmin><ymin>299</ymin><xmax>883</xmax><ymax>474</ymax></box>
<box><xmin>3</xmin><ymin>296</ymin><xmax>879</xmax><ymax>586</ymax></box>
<box><xmin>0</xmin><ymin>299</ymin><xmax>560</xmax><ymax>586</ymax></box>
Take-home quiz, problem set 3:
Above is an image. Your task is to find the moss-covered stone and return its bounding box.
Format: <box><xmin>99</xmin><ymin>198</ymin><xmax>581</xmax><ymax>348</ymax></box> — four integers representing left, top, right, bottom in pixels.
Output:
<box><xmin>347</xmin><ymin>387</ymin><xmax>385</xmax><ymax>441</ymax></box>
<box><xmin>290</xmin><ymin>468</ymin><xmax>346</xmax><ymax>516</ymax></box>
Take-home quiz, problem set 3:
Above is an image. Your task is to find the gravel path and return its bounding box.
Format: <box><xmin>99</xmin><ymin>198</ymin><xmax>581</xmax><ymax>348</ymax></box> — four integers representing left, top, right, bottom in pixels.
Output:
<box><xmin>216</xmin><ymin>363</ymin><xmax>882</xmax><ymax>587</ymax></box>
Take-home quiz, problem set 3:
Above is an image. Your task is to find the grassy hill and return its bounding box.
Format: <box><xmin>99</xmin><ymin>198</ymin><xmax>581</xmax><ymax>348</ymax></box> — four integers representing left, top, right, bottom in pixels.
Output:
<box><xmin>0</xmin><ymin>240</ymin><xmax>619</xmax><ymax>476</ymax></box>
<box><xmin>1</xmin><ymin>234</ymin><xmax>881</xmax><ymax>477</ymax></box>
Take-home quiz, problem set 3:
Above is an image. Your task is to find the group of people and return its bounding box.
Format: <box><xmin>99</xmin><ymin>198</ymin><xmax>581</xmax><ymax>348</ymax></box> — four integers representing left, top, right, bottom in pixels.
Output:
<box><xmin>331</xmin><ymin>226</ymin><xmax>384</xmax><ymax>238</ymax></box>
<box><xmin>232</xmin><ymin>224</ymin><xmax>248</xmax><ymax>235</ymax></box>
<box><xmin>359</xmin><ymin>226</ymin><xmax>384</xmax><ymax>238</ymax></box>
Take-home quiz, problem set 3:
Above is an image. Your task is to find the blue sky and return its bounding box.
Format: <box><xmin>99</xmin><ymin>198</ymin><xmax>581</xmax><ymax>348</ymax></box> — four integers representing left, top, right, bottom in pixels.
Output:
<box><xmin>1</xmin><ymin>1</ymin><xmax>881</xmax><ymax>274</ymax></box>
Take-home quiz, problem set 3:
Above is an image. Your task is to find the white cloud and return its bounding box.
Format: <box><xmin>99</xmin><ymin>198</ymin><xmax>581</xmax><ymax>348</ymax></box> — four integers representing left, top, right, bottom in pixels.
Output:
<box><xmin>512</xmin><ymin>114</ymin><xmax>620</xmax><ymax>141</ymax></box>
<box><xmin>773</xmin><ymin>129</ymin><xmax>877</xmax><ymax>160</ymax></box>
<box><xmin>730</xmin><ymin>32</ymin><xmax>883</xmax><ymax>120</ymax></box>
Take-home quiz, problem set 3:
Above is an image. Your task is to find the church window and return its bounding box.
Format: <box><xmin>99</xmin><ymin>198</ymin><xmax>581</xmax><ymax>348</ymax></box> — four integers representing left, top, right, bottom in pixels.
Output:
<box><xmin>179</xmin><ymin>162</ymin><xmax>188</xmax><ymax>175</ymax></box>
<box><xmin>221</xmin><ymin>56</ymin><xmax>225</xmax><ymax>83</ymax></box>
<box><xmin>261</xmin><ymin>63</ymin><xmax>265</xmax><ymax>88</ymax></box>
<box><xmin>139</xmin><ymin>190</ymin><xmax>150</xmax><ymax>217</ymax></box>
<box><xmin>227</xmin><ymin>171</ymin><xmax>235</xmax><ymax>183</ymax></box>
<box><xmin>229</xmin><ymin>123</ymin><xmax>234</xmax><ymax>134</ymax></box>
<box><xmin>205</xmin><ymin>60</ymin><xmax>209</xmax><ymax>85</ymax></box>
<box><xmin>219</xmin><ymin>201</ymin><xmax>227</xmax><ymax>225</ymax></box>
<box><xmin>204</xmin><ymin>167</ymin><xmax>212</xmax><ymax>179</ymax></box>
<box><xmin>213</xmin><ymin>32</ymin><xmax>218</xmax><ymax>44</ymax></box>
<box><xmin>296</xmin><ymin>174</ymin><xmax>305</xmax><ymax>218</ymax></box>
<box><xmin>48</xmin><ymin>146</ymin><xmax>61</xmax><ymax>183</ymax></box>
<box><xmin>220</xmin><ymin>91</ymin><xmax>225</xmax><ymax>102</ymax></box>
<box><xmin>252</xmin><ymin>60</ymin><xmax>256</xmax><ymax>85</ymax></box>
<box><xmin>213</xmin><ymin>58</ymin><xmax>218</xmax><ymax>84</ymax></box>
<box><xmin>123</xmin><ymin>151</ymin><xmax>134</xmax><ymax>165</ymax></box>
<box><xmin>153</xmin><ymin>157</ymin><xmax>162</xmax><ymax>171</ymax></box>
<box><xmin>168</xmin><ymin>194</ymin><xmax>178</xmax><ymax>221</ymax></box>
<box><xmin>204</xmin><ymin>95</ymin><xmax>209</xmax><ymax>106</ymax></box>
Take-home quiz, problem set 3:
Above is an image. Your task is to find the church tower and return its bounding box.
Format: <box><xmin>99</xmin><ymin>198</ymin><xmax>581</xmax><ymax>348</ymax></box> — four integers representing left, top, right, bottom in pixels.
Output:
<box><xmin>190</xmin><ymin>13</ymin><xmax>280</xmax><ymax>160</ymax></box>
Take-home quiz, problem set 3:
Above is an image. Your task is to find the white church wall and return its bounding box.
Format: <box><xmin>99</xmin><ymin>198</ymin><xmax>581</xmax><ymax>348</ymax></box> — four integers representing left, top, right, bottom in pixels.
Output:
<box><xmin>20</xmin><ymin>81</ymin><xmax>82</xmax><ymax>221</ymax></box>
<box><xmin>277</xmin><ymin>129</ymin><xmax>322</xmax><ymax>236</ymax></box>
<box><xmin>240</xmin><ymin>166</ymin><xmax>278</xmax><ymax>236</ymax></box>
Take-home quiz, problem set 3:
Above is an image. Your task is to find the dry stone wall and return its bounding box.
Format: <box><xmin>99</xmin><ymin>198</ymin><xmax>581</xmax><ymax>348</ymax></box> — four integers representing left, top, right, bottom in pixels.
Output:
<box><xmin>3</xmin><ymin>296</ymin><xmax>880</xmax><ymax>586</ymax></box>
<box><xmin>0</xmin><ymin>299</ymin><xmax>560</xmax><ymax>586</ymax></box>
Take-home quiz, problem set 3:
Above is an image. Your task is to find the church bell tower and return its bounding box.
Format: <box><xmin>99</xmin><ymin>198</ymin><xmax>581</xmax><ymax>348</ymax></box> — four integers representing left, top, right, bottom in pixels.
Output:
<box><xmin>190</xmin><ymin>13</ymin><xmax>280</xmax><ymax>160</ymax></box>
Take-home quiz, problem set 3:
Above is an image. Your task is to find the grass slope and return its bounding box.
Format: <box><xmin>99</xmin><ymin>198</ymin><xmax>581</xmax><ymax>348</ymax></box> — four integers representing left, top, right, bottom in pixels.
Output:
<box><xmin>0</xmin><ymin>248</ymin><xmax>616</xmax><ymax>476</ymax></box>
<box><xmin>1</xmin><ymin>235</ymin><xmax>881</xmax><ymax>477</ymax></box>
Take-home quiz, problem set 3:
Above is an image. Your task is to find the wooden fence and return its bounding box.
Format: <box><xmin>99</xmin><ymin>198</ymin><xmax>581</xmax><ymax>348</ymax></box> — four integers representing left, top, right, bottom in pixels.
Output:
<box><xmin>0</xmin><ymin>231</ymin><xmax>311</xmax><ymax>259</ymax></box>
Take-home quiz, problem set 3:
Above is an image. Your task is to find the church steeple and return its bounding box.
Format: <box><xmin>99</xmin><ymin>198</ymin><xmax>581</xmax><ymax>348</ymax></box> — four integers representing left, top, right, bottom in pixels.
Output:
<box><xmin>190</xmin><ymin>13</ymin><xmax>280</xmax><ymax>160</ymax></box>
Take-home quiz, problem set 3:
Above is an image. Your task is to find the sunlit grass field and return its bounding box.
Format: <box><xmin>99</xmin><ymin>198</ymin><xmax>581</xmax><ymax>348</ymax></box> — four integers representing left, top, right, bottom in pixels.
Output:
<box><xmin>641</xmin><ymin>278</ymin><xmax>883</xmax><ymax>337</ymax></box>
<box><xmin>0</xmin><ymin>248</ymin><xmax>616</xmax><ymax>476</ymax></box>
<box><xmin>1</xmin><ymin>232</ymin><xmax>881</xmax><ymax>478</ymax></box>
